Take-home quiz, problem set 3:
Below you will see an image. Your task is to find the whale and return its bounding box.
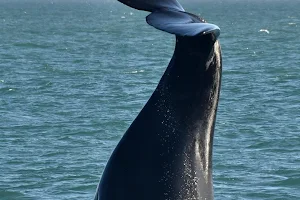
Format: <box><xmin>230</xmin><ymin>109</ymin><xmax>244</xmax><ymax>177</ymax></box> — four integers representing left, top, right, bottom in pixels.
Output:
<box><xmin>94</xmin><ymin>0</ymin><xmax>222</xmax><ymax>199</ymax></box>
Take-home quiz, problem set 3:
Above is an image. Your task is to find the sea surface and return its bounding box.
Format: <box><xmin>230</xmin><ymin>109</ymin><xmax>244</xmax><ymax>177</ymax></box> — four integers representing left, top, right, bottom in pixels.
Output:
<box><xmin>1</xmin><ymin>0</ymin><xmax>299</xmax><ymax>199</ymax></box>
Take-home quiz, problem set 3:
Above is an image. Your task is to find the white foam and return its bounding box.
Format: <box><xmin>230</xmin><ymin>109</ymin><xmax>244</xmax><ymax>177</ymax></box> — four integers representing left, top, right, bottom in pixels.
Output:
<box><xmin>127</xmin><ymin>70</ymin><xmax>145</xmax><ymax>74</ymax></box>
<box><xmin>259</xmin><ymin>29</ymin><xmax>270</xmax><ymax>34</ymax></box>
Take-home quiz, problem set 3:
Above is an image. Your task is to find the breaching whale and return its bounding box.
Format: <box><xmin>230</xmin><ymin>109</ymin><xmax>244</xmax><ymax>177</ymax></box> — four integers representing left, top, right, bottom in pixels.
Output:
<box><xmin>94</xmin><ymin>0</ymin><xmax>222</xmax><ymax>199</ymax></box>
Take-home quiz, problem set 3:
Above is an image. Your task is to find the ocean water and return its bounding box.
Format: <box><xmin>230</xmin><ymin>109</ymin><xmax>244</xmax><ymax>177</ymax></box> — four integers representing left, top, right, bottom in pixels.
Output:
<box><xmin>1</xmin><ymin>0</ymin><xmax>299</xmax><ymax>199</ymax></box>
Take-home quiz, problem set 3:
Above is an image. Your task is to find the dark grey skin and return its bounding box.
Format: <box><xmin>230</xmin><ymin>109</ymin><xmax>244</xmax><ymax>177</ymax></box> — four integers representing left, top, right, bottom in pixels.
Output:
<box><xmin>94</xmin><ymin>33</ymin><xmax>222</xmax><ymax>200</ymax></box>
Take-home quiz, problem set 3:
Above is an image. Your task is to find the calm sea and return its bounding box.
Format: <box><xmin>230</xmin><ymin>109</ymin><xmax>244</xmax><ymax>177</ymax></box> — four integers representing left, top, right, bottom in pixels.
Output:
<box><xmin>1</xmin><ymin>0</ymin><xmax>299</xmax><ymax>199</ymax></box>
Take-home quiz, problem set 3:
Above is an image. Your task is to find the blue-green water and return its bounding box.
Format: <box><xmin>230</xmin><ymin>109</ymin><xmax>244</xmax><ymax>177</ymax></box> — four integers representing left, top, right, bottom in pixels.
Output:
<box><xmin>1</xmin><ymin>0</ymin><xmax>299</xmax><ymax>199</ymax></box>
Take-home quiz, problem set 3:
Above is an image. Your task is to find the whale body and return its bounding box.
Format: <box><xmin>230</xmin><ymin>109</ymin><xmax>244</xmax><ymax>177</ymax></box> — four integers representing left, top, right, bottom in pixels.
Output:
<box><xmin>94</xmin><ymin>0</ymin><xmax>222</xmax><ymax>199</ymax></box>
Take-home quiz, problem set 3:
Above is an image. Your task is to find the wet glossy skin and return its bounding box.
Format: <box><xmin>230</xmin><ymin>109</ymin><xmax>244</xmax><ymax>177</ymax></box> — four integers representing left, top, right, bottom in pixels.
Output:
<box><xmin>95</xmin><ymin>34</ymin><xmax>222</xmax><ymax>200</ymax></box>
